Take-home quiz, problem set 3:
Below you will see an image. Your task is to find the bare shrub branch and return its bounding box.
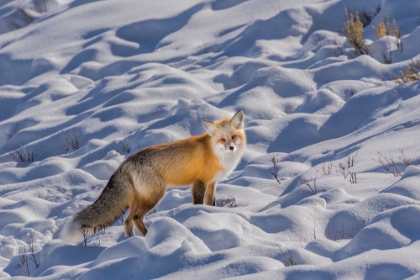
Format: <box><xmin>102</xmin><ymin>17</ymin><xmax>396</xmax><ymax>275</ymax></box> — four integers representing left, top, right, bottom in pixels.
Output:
<box><xmin>298</xmin><ymin>173</ymin><xmax>318</xmax><ymax>195</ymax></box>
<box><xmin>25</xmin><ymin>233</ymin><xmax>40</xmax><ymax>268</ymax></box>
<box><xmin>63</xmin><ymin>129</ymin><xmax>80</xmax><ymax>152</ymax></box>
<box><xmin>382</xmin><ymin>52</ymin><xmax>392</xmax><ymax>64</ymax></box>
<box><xmin>287</xmin><ymin>154</ymin><xmax>295</xmax><ymax>162</ymax></box>
<box><xmin>7</xmin><ymin>145</ymin><xmax>37</xmax><ymax>163</ymax></box>
<box><xmin>18</xmin><ymin>246</ymin><xmax>30</xmax><ymax>276</ymax></box>
<box><xmin>269</xmin><ymin>154</ymin><xmax>281</xmax><ymax>184</ymax></box>
<box><xmin>281</xmin><ymin>248</ymin><xmax>296</xmax><ymax>266</ymax></box>
<box><xmin>347</xmin><ymin>150</ymin><xmax>359</xmax><ymax>168</ymax></box>
<box><xmin>374</xmin><ymin>151</ymin><xmax>401</xmax><ymax>176</ymax></box>
<box><xmin>4</xmin><ymin>123</ymin><xmax>19</xmax><ymax>139</ymax></box>
<box><xmin>339</xmin><ymin>150</ymin><xmax>359</xmax><ymax>179</ymax></box>
<box><xmin>339</xmin><ymin>163</ymin><xmax>349</xmax><ymax>179</ymax></box>
<box><xmin>320</xmin><ymin>161</ymin><xmax>333</xmax><ymax>176</ymax></box>
<box><xmin>326</xmin><ymin>220</ymin><xmax>368</xmax><ymax>240</ymax></box>
<box><xmin>349</xmin><ymin>172</ymin><xmax>357</xmax><ymax>184</ymax></box>
<box><xmin>216</xmin><ymin>196</ymin><xmax>237</xmax><ymax>208</ymax></box>
<box><xmin>398</xmin><ymin>149</ymin><xmax>411</xmax><ymax>167</ymax></box>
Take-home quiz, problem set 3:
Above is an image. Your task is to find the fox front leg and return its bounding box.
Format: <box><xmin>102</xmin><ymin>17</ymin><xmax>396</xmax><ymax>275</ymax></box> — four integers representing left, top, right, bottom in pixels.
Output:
<box><xmin>204</xmin><ymin>182</ymin><xmax>217</xmax><ymax>206</ymax></box>
<box><xmin>192</xmin><ymin>180</ymin><xmax>205</xmax><ymax>204</ymax></box>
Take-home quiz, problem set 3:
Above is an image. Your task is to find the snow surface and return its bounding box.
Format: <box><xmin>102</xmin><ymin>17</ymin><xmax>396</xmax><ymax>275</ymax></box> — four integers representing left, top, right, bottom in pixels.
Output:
<box><xmin>1</xmin><ymin>0</ymin><xmax>420</xmax><ymax>278</ymax></box>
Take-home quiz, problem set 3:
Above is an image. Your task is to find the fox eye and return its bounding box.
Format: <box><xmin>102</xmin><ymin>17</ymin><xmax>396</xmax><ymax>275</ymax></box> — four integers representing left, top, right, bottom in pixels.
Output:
<box><xmin>231</xmin><ymin>135</ymin><xmax>236</xmax><ymax>140</ymax></box>
<box><xmin>220</xmin><ymin>138</ymin><xmax>226</xmax><ymax>142</ymax></box>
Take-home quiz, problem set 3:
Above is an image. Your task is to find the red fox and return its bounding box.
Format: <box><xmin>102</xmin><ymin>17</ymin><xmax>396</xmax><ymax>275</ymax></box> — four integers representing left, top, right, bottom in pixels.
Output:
<box><xmin>61</xmin><ymin>110</ymin><xmax>246</xmax><ymax>242</ymax></box>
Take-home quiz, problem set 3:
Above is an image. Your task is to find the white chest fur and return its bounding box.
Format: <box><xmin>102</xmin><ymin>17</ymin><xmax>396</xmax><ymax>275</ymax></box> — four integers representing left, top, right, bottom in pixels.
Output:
<box><xmin>212</xmin><ymin>149</ymin><xmax>243</xmax><ymax>183</ymax></box>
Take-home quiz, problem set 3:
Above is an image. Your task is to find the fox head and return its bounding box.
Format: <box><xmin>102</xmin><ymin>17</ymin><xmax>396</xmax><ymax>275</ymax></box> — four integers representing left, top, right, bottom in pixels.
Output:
<box><xmin>202</xmin><ymin>110</ymin><xmax>246</xmax><ymax>154</ymax></box>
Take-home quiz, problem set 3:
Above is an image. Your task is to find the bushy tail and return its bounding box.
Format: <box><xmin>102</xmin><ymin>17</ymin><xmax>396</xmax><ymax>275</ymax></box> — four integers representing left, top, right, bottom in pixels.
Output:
<box><xmin>61</xmin><ymin>169</ymin><xmax>134</xmax><ymax>243</ymax></box>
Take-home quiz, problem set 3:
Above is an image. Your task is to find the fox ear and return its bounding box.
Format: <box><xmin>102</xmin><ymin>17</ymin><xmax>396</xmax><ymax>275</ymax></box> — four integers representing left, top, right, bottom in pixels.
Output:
<box><xmin>202</xmin><ymin>119</ymin><xmax>218</xmax><ymax>135</ymax></box>
<box><xmin>230</xmin><ymin>110</ymin><xmax>244</xmax><ymax>129</ymax></box>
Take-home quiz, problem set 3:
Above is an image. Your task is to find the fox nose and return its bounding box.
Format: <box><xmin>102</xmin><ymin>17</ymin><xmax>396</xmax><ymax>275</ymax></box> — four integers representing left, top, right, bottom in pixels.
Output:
<box><xmin>229</xmin><ymin>146</ymin><xmax>235</xmax><ymax>151</ymax></box>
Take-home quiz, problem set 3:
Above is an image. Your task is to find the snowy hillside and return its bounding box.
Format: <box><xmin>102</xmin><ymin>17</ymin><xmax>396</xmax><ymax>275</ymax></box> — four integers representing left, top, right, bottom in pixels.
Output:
<box><xmin>1</xmin><ymin>0</ymin><xmax>420</xmax><ymax>278</ymax></box>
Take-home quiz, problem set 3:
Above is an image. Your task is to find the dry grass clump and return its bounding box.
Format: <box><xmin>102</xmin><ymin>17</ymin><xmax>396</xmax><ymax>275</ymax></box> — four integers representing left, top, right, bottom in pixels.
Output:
<box><xmin>395</xmin><ymin>60</ymin><xmax>420</xmax><ymax>84</ymax></box>
<box><xmin>343</xmin><ymin>11</ymin><xmax>369</xmax><ymax>55</ymax></box>
<box><xmin>372</xmin><ymin>14</ymin><xmax>401</xmax><ymax>39</ymax></box>
<box><xmin>343</xmin><ymin>9</ymin><xmax>402</xmax><ymax>57</ymax></box>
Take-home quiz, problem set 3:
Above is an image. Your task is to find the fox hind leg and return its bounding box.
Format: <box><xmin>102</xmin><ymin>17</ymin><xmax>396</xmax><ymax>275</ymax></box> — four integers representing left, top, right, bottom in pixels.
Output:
<box><xmin>192</xmin><ymin>180</ymin><xmax>205</xmax><ymax>204</ymax></box>
<box><xmin>132</xmin><ymin>187</ymin><xmax>165</xmax><ymax>236</ymax></box>
<box><xmin>124</xmin><ymin>197</ymin><xmax>140</xmax><ymax>237</ymax></box>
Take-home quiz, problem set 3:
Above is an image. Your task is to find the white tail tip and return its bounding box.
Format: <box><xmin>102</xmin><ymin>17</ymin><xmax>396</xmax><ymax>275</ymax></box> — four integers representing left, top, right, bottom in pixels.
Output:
<box><xmin>60</xmin><ymin>216</ymin><xmax>85</xmax><ymax>243</ymax></box>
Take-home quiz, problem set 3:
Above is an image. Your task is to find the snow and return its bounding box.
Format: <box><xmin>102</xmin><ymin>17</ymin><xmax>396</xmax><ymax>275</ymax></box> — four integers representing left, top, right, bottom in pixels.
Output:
<box><xmin>1</xmin><ymin>0</ymin><xmax>420</xmax><ymax>278</ymax></box>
